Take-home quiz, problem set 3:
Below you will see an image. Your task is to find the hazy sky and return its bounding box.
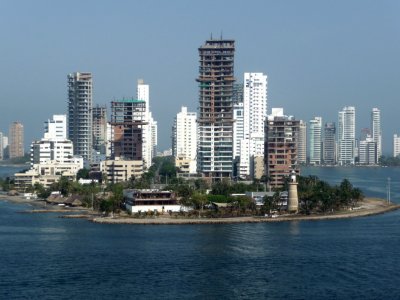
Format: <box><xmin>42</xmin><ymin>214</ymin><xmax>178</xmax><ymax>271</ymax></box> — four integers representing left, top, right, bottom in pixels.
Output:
<box><xmin>1</xmin><ymin>0</ymin><xmax>399</xmax><ymax>154</ymax></box>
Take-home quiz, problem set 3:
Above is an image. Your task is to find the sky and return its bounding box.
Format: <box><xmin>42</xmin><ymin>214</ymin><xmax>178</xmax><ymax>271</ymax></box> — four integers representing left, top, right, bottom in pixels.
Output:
<box><xmin>1</xmin><ymin>0</ymin><xmax>399</xmax><ymax>154</ymax></box>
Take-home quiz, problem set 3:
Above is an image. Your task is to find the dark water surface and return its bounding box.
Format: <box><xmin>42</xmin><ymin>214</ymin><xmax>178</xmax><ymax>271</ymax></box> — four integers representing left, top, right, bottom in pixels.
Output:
<box><xmin>1</xmin><ymin>166</ymin><xmax>400</xmax><ymax>299</ymax></box>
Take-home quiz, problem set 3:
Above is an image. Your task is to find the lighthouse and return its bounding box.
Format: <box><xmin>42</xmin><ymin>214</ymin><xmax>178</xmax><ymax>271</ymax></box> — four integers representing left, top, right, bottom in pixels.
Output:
<box><xmin>288</xmin><ymin>170</ymin><xmax>299</xmax><ymax>213</ymax></box>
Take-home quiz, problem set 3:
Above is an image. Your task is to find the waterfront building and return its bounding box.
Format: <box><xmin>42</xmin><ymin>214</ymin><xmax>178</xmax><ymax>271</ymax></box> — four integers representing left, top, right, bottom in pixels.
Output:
<box><xmin>137</xmin><ymin>79</ymin><xmax>157</xmax><ymax>170</ymax></box>
<box><xmin>9</xmin><ymin>121</ymin><xmax>24</xmax><ymax>159</ymax></box>
<box><xmin>371</xmin><ymin>108</ymin><xmax>382</xmax><ymax>159</ymax></box>
<box><xmin>67</xmin><ymin>72</ymin><xmax>93</xmax><ymax>163</ymax></box>
<box><xmin>31</xmin><ymin>139</ymin><xmax>74</xmax><ymax>165</ymax></box>
<box><xmin>172</xmin><ymin>106</ymin><xmax>197</xmax><ymax>174</ymax></box>
<box><xmin>110</xmin><ymin>98</ymin><xmax>146</xmax><ymax>161</ymax></box>
<box><xmin>264</xmin><ymin>108</ymin><xmax>300</xmax><ymax>188</ymax></box>
<box><xmin>297</xmin><ymin>120</ymin><xmax>307</xmax><ymax>164</ymax></box>
<box><xmin>309</xmin><ymin>117</ymin><xmax>322</xmax><ymax>165</ymax></box>
<box><xmin>92</xmin><ymin>105</ymin><xmax>108</xmax><ymax>155</ymax></box>
<box><xmin>338</xmin><ymin>106</ymin><xmax>356</xmax><ymax>165</ymax></box>
<box><xmin>101</xmin><ymin>158</ymin><xmax>143</xmax><ymax>184</ymax></box>
<box><xmin>323</xmin><ymin>122</ymin><xmax>336</xmax><ymax>165</ymax></box>
<box><xmin>359</xmin><ymin>135</ymin><xmax>377</xmax><ymax>165</ymax></box>
<box><xmin>393</xmin><ymin>134</ymin><xmax>400</xmax><ymax>157</ymax></box>
<box><xmin>197</xmin><ymin>38</ymin><xmax>235</xmax><ymax>179</ymax></box>
<box><xmin>0</xmin><ymin>132</ymin><xmax>3</xmax><ymax>160</ymax></box>
<box><xmin>124</xmin><ymin>189</ymin><xmax>182</xmax><ymax>213</ymax></box>
<box><xmin>233</xmin><ymin>101</ymin><xmax>244</xmax><ymax>160</ymax></box>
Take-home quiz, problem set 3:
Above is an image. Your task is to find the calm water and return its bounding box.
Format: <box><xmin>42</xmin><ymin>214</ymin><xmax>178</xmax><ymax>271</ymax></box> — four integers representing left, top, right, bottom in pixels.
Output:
<box><xmin>1</xmin><ymin>166</ymin><xmax>400</xmax><ymax>299</ymax></box>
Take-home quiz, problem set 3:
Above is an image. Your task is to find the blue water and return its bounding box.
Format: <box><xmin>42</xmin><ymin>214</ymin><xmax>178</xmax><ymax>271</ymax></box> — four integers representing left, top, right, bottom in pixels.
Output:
<box><xmin>1</xmin><ymin>166</ymin><xmax>400</xmax><ymax>299</ymax></box>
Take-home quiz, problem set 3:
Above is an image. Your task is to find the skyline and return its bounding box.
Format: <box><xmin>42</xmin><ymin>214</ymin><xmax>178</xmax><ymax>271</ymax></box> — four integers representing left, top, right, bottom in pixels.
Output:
<box><xmin>1</xmin><ymin>1</ymin><xmax>400</xmax><ymax>153</ymax></box>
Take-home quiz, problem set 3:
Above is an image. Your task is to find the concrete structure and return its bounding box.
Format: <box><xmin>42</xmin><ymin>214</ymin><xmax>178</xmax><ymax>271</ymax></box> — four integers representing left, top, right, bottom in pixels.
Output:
<box><xmin>172</xmin><ymin>106</ymin><xmax>197</xmax><ymax>174</ymax></box>
<box><xmin>31</xmin><ymin>139</ymin><xmax>74</xmax><ymax>165</ymax></box>
<box><xmin>233</xmin><ymin>102</ymin><xmax>244</xmax><ymax>160</ymax></box>
<box><xmin>287</xmin><ymin>170</ymin><xmax>299</xmax><ymax>213</ymax></box>
<box><xmin>309</xmin><ymin>117</ymin><xmax>322</xmax><ymax>165</ymax></box>
<box><xmin>338</xmin><ymin>106</ymin><xmax>356</xmax><ymax>165</ymax></box>
<box><xmin>101</xmin><ymin>158</ymin><xmax>143</xmax><ymax>184</ymax></box>
<box><xmin>323</xmin><ymin>122</ymin><xmax>336</xmax><ymax>165</ymax></box>
<box><xmin>394</xmin><ymin>134</ymin><xmax>400</xmax><ymax>157</ymax></box>
<box><xmin>359</xmin><ymin>135</ymin><xmax>377</xmax><ymax>165</ymax></box>
<box><xmin>0</xmin><ymin>132</ymin><xmax>3</xmax><ymax>160</ymax></box>
<box><xmin>124</xmin><ymin>189</ymin><xmax>183</xmax><ymax>213</ymax></box>
<box><xmin>197</xmin><ymin>38</ymin><xmax>235</xmax><ymax>179</ymax></box>
<box><xmin>110</xmin><ymin>98</ymin><xmax>146</xmax><ymax>161</ymax></box>
<box><xmin>233</xmin><ymin>72</ymin><xmax>268</xmax><ymax>179</ymax></box>
<box><xmin>92</xmin><ymin>105</ymin><xmax>108</xmax><ymax>155</ymax></box>
<box><xmin>137</xmin><ymin>79</ymin><xmax>157</xmax><ymax>170</ymax></box>
<box><xmin>9</xmin><ymin>121</ymin><xmax>24</xmax><ymax>159</ymax></box>
<box><xmin>297</xmin><ymin>120</ymin><xmax>307</xmax><ymax>164</ymax></box>
<box><xmin>371</xmin><ymin>108</ymin><xmax>382</xmax><ymax>159</ymax></box>
<box><xmin>251</xmin><ymin>156</ymin><xmax>264</xmax><ymax>180</ymax></box>
<box><xmin>14</xmin><ymin>159</ymin><xmax>83</xmax><ymax>191</ymax></box>
<box><xmin>44</xmin><ymin>115</ymin><xmax>67</xmax><ymax>140</ymax></box>
<box><xmin>68</xmin><ymin>72</ymin><xmax>93</xmax><ymax>163</ymax></box>
<box><xmin>264</xmin><ymin>108</ymin><xmax>300</xmax><ymax>188</ymax></box>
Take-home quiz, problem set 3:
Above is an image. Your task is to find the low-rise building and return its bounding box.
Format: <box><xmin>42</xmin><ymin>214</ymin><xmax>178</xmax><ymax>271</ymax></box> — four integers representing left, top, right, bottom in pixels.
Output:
<box><xmin>101</xmin><ymin>158</ymin><xmax>143</xmax><ymax>184</ymax></box>
<box><xmin>124</xmin><ymin>189</ymin><xmax>183</xmax><ymax>213</ymax></box>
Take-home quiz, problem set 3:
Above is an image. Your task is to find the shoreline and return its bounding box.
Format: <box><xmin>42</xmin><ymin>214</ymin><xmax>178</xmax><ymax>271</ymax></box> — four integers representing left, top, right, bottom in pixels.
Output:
<box><xmin>1</xmin><ymin>194</ymin><xmax>398</xmax><ymax>225</ymax></box>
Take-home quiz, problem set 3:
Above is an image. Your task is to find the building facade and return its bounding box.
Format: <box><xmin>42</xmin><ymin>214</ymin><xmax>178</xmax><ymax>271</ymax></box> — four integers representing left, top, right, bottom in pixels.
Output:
<box><xmin>44</xmin><ymin>115</ymin><xmax>67</xmax><ymax>140</ymax></box>
<box><xmin>264</xmin><ymin>108</ymin><xmax>300</xmax><ymax>188</ymax></box>
<box><xmin>309</xmin><ymin>117</ymin><xmax>322</xmax><ymax>165</ymax></box>
<box><xmin>197</xmin><ymin>38</ymin><xmax>235</xmax><ymax>179</ymax></box>
<box><xmin>172</xmin><ymin>106</ymin><xmax>197</xmax><ymax>174</ymax></box>
<box><xmin>92</xmin><ymin>105</ymin><xmax>108</xmax><ymax>155</ymax></box>
<box><xmin>297</xmin><ymin>120</ymin><xmax>307</xmax><ymax>164</ymax></box>
<box><xmin>371</xmin><ymin>108</ymin><xmax>382</xmax><ymax>160</ymax></box>
<box><xmin>359</xmin><ymin>135</ymin><xmax>377</xmax><ymax>165</ymax></box>
<box><xmin>323</xmin><ymin>122</ymin><xmax>336</xmax><ymax>165</ymax></box>
<box><xmin>9</xmin><ymin>121</ymin><xmax>24</xmax><ymax>159</ymax></box>
<box><xmin>393</xmin><ymin>134</ymin><xmax>400</xmax><ymax>157</ymax></box>
<box><xmin>110</xmin><ymin>99</ymin><xmax>146</xmax><ymax>161</ymax></box>
<box><xmin>338</xmin><ymin>106</ymin><xmax>356</xmax><ymax>165</ymax></box>
<box><xmin>67</xmin><ymin>72</ymin><xmax>93</xmax><ymax>163</ymax></box>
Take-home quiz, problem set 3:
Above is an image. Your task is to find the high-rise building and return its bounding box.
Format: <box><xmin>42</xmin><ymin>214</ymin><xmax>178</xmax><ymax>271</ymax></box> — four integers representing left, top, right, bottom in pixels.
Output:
<box><xmin>92</xmin><ymin>105</ymin><xmax>108</xmax><ymax>154</ymax></box>
<box><xmin>338</xmin><ymin>106</ymin><xmax>356</xmax><ymax>165</ymax></box>
<box><xmin>393</xmin><ymin>134</ymin><xmax>400</xmax><ymax>157</ymax></box>
<box><xmin>110</xmin><ymin>98</ymin><xmax>146</xmax><ymax>161</ymax></box>
<box><xmin>197</xmin><ymin>38</ymin><xmax>235</xmax><ymax>179</ymax></box>
<box><xmin>323</xmin><ymin>122</ymin><xmax>336</xmax><ymax>165</ymax></box>
<box><xmin>309</xmin><ymin>117</ymin><xmax>322</xmax><ymax>165</ymax></box>
<box><xmin>137</xmin><ymin>79</ymin><xmax>157</xmax><ymax>169</ymax></box>
<box><xmin>297</xmin><ymin>120</ymin><xmax>307</xmax><ymax>164</ymax></box>
<box><xmin>172</xmin><ymin>106</ymin><xmax>197</xmax><ymax>174</ymax></box>
<box><xmin>264</xmin><ymin>108</ymin><xmax>300</xmax><ymax>188</ymax></box>
<box><xmin>359</xmin><ymin>135</ymin><xmax>377</xmax><ymax>165</ymax></box>
<box><xmin>67</xmin><ymin>72</ymin><xmax>93</xmax><ymax>163</ymax></box>
<box><xmin>44</xmin><ymin>115</ymin><xmax>67</xmax><ymax>140</ymax></box>
<box><xmin>9</xmin><ymin>122</ymin><xmax>24</xmax><ymax>159</ymax></box>
<box><xmin>371</xmin><ymin>108</ymin><xmax>382</xmax><ymax>159</ymax></box>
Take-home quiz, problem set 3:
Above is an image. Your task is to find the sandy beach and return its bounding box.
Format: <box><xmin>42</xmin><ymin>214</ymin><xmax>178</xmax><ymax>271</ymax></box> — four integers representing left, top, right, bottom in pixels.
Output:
<box><xmin>1</xmin><ymin>194</ymin><xmax>398</xmax><ymax>225</ymax></box>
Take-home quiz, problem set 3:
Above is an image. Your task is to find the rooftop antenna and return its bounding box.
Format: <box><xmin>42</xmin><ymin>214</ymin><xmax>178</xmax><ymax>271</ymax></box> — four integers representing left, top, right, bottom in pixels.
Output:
<box><xmin>210</xmin><ymin>33</ymin><xmax>213</xmax><ymax>40</ymax></box>
<box><xmin>220</xmin><ymin>31</ymin><xmax>223</xmax><ymax>39</ymax></box>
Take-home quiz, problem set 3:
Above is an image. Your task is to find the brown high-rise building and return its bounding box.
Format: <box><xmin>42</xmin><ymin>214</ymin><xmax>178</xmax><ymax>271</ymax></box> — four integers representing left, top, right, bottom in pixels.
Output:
<box><xmin>264</xmin><ymin>109</ymin><xmax>299</xmax><ymax>188</ymax></box>
<box><xmin>9</xmin><ymin>122</ymin><xmax>24</xmax><ymax>159</ymax></box>
<box><xmin>197</xmin><ymin>38</ymin><xmax>235</xmax><ymax>179</ymax></box>
<box><xmin>110</xmin><ymin>99</ymin><xmax>146</xmax><ymax>160</ymax></box>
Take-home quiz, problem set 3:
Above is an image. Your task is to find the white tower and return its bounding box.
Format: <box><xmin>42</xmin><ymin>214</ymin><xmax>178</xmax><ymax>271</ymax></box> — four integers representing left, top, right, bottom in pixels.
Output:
<box><xmin>309</xmin><ymin>117</ymin><xmax>322</xmax><ymax>165</ymax></box>
<box><xmin>288</xmin><ymin>170</ymin><xmax>299</xmax><ymax>213</ymax></box>
<box><xmin>338</xmin><ymin>106</ymin><xmax>356</xmax><ymax>165</ymax></box>
<box><xmin>371</xmin><ymin>108</ymin><xmax>382</xmax><ymax>159</ymax></box>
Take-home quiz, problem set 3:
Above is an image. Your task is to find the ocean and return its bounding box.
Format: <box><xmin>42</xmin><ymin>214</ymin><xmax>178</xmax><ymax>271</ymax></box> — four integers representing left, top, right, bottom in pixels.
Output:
<box><xmin>1</xmin><ymin>165</ymin><xmax>400</xmax><ymax>299</ymax></box>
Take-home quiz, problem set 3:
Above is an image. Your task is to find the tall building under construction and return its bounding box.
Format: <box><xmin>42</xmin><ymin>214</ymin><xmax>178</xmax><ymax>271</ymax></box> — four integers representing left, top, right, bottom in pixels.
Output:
<box><xmin>197</xmin><ymin>38</ymin><xmax>235</xmax><ymax>179</ymax></box>
<box><xmin>110</xmin><ymin>99</ymin><xmax>146</xmax><ymax>161</ymax></box>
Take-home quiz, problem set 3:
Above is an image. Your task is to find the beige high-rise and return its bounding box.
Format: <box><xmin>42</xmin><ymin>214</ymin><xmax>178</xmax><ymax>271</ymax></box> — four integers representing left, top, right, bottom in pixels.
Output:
<box><xmin>9</xmin><ymin>122</ymin><xmax>24</xmax><ymax>159</ymax></box>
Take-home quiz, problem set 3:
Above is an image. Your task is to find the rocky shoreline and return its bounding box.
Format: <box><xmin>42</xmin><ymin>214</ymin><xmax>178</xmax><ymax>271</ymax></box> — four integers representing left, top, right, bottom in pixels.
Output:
<box><xmin>1</xmin><ymin>194</ymin><xmax>398</xmax><ymax>225</ymax></box>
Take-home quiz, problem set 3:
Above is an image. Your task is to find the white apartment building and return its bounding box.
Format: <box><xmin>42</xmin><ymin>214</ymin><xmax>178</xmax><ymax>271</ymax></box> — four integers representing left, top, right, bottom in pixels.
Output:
<box><xmin>371</xmin><ymin>108</ymin><xmax>382</xmax><ymax>159</ymax></box>
<box><xmin>338</xmin><ymin>106</ymin><xmax>356</xmax><ymax>165</ymax></box>
<box><xmin>309</xmin><ymin>117</ymin><xmax>322</xmax><ymax>165</ymax></box>
<box><xmin>233</xmin><ymin>102</ymin><xmax>244</xmax><ymax>159</ymax></box>
<box><xmin>172</xmin><ymin>106</ymin><xmax>197</xmax><ymax>174</ymax></box>
<box><xmin>298</xmin><ymin>120</ymin><xmax>307</xmax><ymax>164</ymax></box>
<box><xmin>394</xmin><ymin>134</ymin><xmax>400</xmax><ymax>157</ymax></box>
<box><xmin>359</xmin><ymin>135</ymin><xmax>377</xmax><ymax>165</ymax></box>
<box><xmin>67</xmin><ymin>72</ymin><xmax>93</xmax><ymax>163</ymax></box>
<box><xmin>235</xmin><ymin>72</ymin><xmax>267</xmax><ymax>178</ymax></box>
<box><xmin>31</xmin><ymin>139</ymin><xmax>74</xmax><ymax>165</ymax></box>
<box><xmin>137</xmin><ymin>79</ymin><xmax>157</xmax><ymax>170</ymax></box>
<box><xmin>44</xmin><ymin>114</ymin><xmax>67</xmax><ymax>140</ymax></box>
